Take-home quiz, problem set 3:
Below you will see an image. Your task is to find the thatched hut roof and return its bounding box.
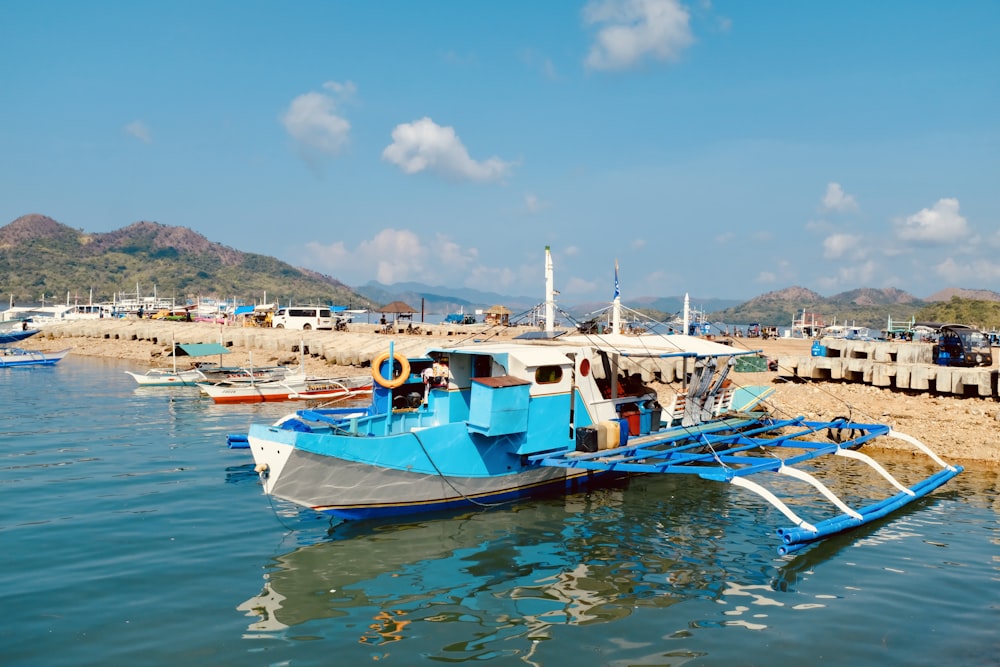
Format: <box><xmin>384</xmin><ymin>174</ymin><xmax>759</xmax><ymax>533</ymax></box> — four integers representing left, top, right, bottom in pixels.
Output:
<box><xmin>485</xmin><ymin>305</ymin><xmax>511</xmax><ymax>315</ymax></box>
<box><xmin>380</xmin><ymin>300</ymin><xmax>416</xmax><ymax>314</ymax></box>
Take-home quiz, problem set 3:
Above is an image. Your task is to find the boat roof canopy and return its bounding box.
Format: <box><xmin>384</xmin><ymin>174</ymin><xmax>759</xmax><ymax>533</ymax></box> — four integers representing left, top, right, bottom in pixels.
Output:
<box><xmin>173</xmin><ymin>342</ymin><xmax>231</xmax><ymax>357</ymax></box>
<box><xmin>559</xmin><ymin>332</ymin><xmax>756</xmax><ymax>358</ymax></box>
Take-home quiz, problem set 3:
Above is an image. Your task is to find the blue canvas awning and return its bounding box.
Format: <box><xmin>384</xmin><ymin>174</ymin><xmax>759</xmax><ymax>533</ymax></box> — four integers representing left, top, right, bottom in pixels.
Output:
<box><xmin>173</xmin><ymin>343</ymin><xmax>230</xmax><ymax>357</ymax></box>
<box><xmin>234</xmin><ymin>305</ymin><xmax>254</xmax><ymax>315</ymax></box>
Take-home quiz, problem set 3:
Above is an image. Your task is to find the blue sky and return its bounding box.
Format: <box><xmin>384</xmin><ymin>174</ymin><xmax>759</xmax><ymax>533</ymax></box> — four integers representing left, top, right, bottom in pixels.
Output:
<box><xmin>2</xmin><ymin>1</ymin><xmax>997</xmax><ymax>303</ymax></box>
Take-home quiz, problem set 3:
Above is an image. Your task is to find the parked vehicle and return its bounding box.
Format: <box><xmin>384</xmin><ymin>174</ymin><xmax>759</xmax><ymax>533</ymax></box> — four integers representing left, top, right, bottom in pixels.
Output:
<box><xmin>932</xmin><ymin>324</ymin><xmax>993</xmax><ymax>367</ymax></box>
<box><xmin>272</xmin><ymin>307</ymin><xmax>333</xmax><ymax>330</ymax></box>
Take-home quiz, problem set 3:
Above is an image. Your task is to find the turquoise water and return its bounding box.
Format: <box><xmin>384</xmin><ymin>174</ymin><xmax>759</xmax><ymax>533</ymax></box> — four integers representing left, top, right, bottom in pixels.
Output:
<box><xmin>2</xmin><ymin>356</ymin><xmax>998</xmax><ymax>666</ymax></box>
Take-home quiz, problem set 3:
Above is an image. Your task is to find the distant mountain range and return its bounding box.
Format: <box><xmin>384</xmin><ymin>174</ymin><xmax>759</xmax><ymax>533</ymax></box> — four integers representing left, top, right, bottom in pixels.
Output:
<box><xmin>0</xmin><ymin>214</ymin><xmax>374</xmax><ymax>308</ymax></box>
<box><xmin>3</xmin><ymin>214</ymin><xmax>999</xmax><ymax>327</ymax></box>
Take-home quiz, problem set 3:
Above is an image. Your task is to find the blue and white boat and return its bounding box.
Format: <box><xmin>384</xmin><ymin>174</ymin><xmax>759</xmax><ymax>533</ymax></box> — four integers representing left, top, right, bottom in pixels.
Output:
<box><xmin>0</xmin><ymin>327</ymin><xmax>40</xmax><ymax>345</ymax></box>
<box><xmin>245</xmin><ymin>249</ymin><xmax>962</xmax><ymax>554</ymax></box>
<box><xmin>0</xmin><ymin>346</ymin><xmax>71</xmax><ymax>367</ymax></box>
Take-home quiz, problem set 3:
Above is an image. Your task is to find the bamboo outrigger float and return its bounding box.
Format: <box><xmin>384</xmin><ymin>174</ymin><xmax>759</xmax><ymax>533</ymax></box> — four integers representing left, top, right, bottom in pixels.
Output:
<box><xmin>534</xmin><ymin>415</ymin><xmax>962</xmax><ymax>555</ymax></box>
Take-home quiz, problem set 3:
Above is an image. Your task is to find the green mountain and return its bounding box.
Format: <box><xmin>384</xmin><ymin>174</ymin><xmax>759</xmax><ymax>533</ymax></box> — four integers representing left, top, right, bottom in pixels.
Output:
<box><xmin>709</xmin><ymin>286</ymin><xmax>927</xmax><ymax>329</ymax></box>
<box><xmin>0</xmin><ymin>214</ymin><xmax>375</xmax><ymax>308</ymax></box>
<box><xmin>709</xmin><ymin>286</ymin><xmax>1000</xmax><ymax>331</ymax></box>
<box><xmin>7</xmin><ymin>213</ymin><xmax>1000</xmax><ymax>330</ymax></box>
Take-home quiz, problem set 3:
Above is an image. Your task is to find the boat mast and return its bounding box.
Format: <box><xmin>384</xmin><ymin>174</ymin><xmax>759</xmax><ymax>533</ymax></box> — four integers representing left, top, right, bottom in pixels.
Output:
<box><xmin>612</xmin><ymin>259</ymin><xmax>622</xmax><ymax>335</ymax></box>
<box><xmin>544</xmin><ymin>246</ymin><xmax>555</xmax><ymax>335</ymax></box>
<box><xmin>683</xmin><ymin>293</ymin><xmax>690</xmax><ymax>335</ymax></box>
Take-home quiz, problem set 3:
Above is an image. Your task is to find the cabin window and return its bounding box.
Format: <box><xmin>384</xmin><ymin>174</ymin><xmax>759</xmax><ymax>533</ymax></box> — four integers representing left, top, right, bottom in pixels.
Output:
<box><xmin>535</xmin><ymin>365</ymin><xmax>563</xmax><ymax>384</ymax></box>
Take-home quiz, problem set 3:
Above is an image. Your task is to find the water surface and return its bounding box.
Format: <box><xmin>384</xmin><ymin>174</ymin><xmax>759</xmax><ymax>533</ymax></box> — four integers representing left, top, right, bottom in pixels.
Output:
<box><xmin>1</xmin><ymin>357</ymin><xmax>998</xmax><ymax>666</ymax></box>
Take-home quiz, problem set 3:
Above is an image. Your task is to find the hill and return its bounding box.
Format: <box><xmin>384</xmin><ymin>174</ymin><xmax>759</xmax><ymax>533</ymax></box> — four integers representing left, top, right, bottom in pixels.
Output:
<box><xmin>6</xmin><ymin>213</ymin><xmax>1000</xmax><ymax>329</ymax></box>
<box><xmin>0</xmin><ymin>214</ymin><xmax>375</xmax><ymax>308</ymax></box>
<box><xmin>709</xmin><ymin>286</ymin><xmax>928</xmax><ymax>329</ymax></box>
<box><xmin>925</xmin><ymin>287</ymin><xmax>1000</xmax><ymax>302</ymax></box>
<box><xmin>709</xmin><ymin>286</ymin><xmax>1000</xmax><ymax>331</ymax></box>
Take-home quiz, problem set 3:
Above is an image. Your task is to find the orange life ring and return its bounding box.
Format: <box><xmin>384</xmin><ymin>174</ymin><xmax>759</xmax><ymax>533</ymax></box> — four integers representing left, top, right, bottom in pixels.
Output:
<box><xmin>371</xmin><ymin>351</ymin><xmax>411</xmax><ymax>389</ymax></box>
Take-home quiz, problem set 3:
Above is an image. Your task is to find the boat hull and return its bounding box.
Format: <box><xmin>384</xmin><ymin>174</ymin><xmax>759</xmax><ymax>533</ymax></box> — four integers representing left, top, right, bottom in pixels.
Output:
<box><xmin>247</xmin><ymin>424</ymin><xmax>614</xmax><ymax>518</ymax></box>
<box><xmin>0</xmin><ymin>347</ymin><xmax>71</xmax><ymax>367</ymax></box>
<box><xmin>0</xmin><ymin>329</ymin><xmax>40</xmax><ymax>345</ymax></box>
<box><xmin>201</xmin><ymin>378</ymin><xmax>372</xmax><ymax>404</ymax></box>
<box><xmin>125</xmin><ymin>369</ymin><xmax>205</xmax><ymax>386</ymax></box>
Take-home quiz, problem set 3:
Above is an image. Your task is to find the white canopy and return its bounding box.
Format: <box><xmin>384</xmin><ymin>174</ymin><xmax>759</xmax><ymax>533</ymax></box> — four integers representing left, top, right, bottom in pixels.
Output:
<box><xmin>559</xmin><ymin>332</ymin><xmax>758</xmax><ymax>358</ymax></box>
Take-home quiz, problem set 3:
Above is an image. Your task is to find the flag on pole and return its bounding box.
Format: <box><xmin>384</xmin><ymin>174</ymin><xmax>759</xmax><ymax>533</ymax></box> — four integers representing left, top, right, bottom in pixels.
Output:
<box><xmin>613</xmin><ymin>259</ymin><xmax>620</xmax><ymax>299</ymax></box>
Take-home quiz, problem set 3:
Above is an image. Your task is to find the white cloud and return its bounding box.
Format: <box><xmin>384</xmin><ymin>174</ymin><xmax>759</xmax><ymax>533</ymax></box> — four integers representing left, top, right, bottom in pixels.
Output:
<box><xmin>756</xmin><ymin>270</ymin><xmax>777</xmax><ymax>284</ymax></box>
<box><xmin>805</xmin><ymin>219</ymin><xmax>834</xmax><ymax>233</ymax></box>
<box><xmin>281</xmin><ymin>81</ymin><xmax>355</xmax><ymax>164</ymax></box>
<box><xmin>934</xmin><ymin>256</ymin><xmax>1000</xmax><ymax>284</ymax></box>
<box><xmin>820</xmin><ymin>182</ymin><xmax>858</xmax><ymax>212</ymax></box>
<box><xmin>756</xmin><ymin>259</ymin><xmax>795</xmax><ymax>286</ymax></box>
<box><xmin>894</xmin><ymin>198</ymin><xmax>968</xmax><ymax>244</ymax></box>
<box><xmin>822</xmin><ymin>233</ymin><xmax>862</xmax><ymax>259</ymax></box>
<box><xmin>524</xmin><ymin>193</ymin><xmax>549</xmax><ymax>213</ymax></box>
<box><xmin>303</xmin><ymin>228</ymin><xmax>478</xmax><ymax>286</ymax></box>
<box><xmin>816</xmin><ymin>260</ymin><xmax>878</xmax><ymax>291</ymax></box>
<box><xmin>382</xmin><ymin>117</ymin><xmax>513</xmax><ymax>182</ymax></box>
<box><xmin>583</xmin><ymin>0</ymin><xmax>694</xmax><ymax>71</ymax></box>
<box><xmin>124</xmin><ymin>120</ymin><xmax>151</xmax><ymax>143</ymax></box>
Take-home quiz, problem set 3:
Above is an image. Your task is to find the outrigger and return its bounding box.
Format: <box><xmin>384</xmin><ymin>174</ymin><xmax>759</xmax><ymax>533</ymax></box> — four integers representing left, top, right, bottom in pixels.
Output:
<box><xmin>241</xmin><ymin>248</ymin><xmax>961</xmax><ymax>554</ymax></box>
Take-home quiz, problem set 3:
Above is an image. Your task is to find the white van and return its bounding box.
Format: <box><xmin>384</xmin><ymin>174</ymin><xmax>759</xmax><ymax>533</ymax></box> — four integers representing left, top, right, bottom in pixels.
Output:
<box><xmin>272</xmin><ymin>306</ymin><xmax>334</xmax><ymax>330</ymax></box>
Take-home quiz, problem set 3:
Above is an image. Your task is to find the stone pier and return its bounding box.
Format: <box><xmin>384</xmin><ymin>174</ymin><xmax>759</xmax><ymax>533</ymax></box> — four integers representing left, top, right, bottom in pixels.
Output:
<box><xmin>777</xmin><ymin>338</ymin><xmax>999</xmax><ymax>399</ymax></box>
<box><xmin>27</xmin><ymin>318</ymin><xmax>691</xmax><ymax>385</ymax></box>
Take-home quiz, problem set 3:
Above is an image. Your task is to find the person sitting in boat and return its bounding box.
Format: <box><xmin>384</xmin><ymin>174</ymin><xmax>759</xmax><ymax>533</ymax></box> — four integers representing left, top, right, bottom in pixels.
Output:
<box><xmin>619</xmin><ymin>370</ymin><xmax>648</xmax><ymax>396</ymax></box>
<box><xmin>422</xmin><ymin>358</ymin><xmax>449</xmax><ymax>389</ymax></box>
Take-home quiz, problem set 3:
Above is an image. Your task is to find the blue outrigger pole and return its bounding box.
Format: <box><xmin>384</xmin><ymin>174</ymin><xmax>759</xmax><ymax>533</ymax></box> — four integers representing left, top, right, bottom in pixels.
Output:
<box><xmin>533</xmin><ymin>415</ymin><xmax>962</xmax><ymax>555</ymax></box>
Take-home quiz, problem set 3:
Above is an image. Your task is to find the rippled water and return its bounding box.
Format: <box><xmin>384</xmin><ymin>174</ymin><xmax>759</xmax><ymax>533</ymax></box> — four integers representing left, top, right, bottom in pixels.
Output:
<box><xmin>2</xmin><ymin>356</ymin><xmax>998</xmax><ymax>666</ymax></box>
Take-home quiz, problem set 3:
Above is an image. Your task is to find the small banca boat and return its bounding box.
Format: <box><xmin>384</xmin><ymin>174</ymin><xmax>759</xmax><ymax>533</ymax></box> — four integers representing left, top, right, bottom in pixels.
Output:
<box><xmin>0</xmin><ymin>346</ymin><xmax>71</xmax><ymax>367</ymax></box>
<box><xmin>196</xmin><ymin>364</ymin><xmax>292</xmax><ymax>383</ymax></box>
<box><xmin>125</xmin><ymin>341</ymin><xmax>231</xmax><ymax>387</ymax></box>
<box><xmin>0</xmin><ymin>327</ymin><xmax>40</xmax><ymax>345</ymax></box>
<box><xmin>125</xmin><ymin>367</ymin><xmax>206</xmax><ymax>386</ymax></box>
<box><xmin>198</xmin><ymin>373</ymin><xmax>373</xmax><ymax>404</ymax></box>
<box><xmin>243</xmin><ymin>249</ymin><xmax>962</xmax><ymax>554</ymax></box>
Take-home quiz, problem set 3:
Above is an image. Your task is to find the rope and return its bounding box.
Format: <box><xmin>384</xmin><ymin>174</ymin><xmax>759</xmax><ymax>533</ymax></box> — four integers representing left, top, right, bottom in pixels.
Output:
<box><xmin>547</xmin><ymin>305</ymin><xmax>877</xmax><ymax>452</ymax></box>
<box><xmin>259</xmin><ymin>474</ymin><xmax>301</xmax><ymax>533</ymax></box>
<box><xmin>410</xmin><ymin>429</ymin><xmax>514</xmax><ymax>510</ymax></box>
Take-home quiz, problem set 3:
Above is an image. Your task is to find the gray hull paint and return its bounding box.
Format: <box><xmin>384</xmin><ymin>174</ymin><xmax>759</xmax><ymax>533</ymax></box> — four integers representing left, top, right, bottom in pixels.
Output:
<box><xmin>270</xmin><ymin>447</ymin><xmax>584</xmax><ymax>512</ymax></box>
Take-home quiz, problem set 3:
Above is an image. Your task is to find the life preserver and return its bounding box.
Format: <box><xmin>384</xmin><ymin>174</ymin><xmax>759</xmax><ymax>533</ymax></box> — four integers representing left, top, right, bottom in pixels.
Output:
<box><xmin>371</xmin><ymin>351</ymin><xmax>411</xmax><ymax>389</ymax></box>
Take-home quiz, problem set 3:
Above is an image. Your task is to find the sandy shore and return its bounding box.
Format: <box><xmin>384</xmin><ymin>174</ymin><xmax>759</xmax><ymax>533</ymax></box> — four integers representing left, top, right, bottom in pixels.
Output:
<box><xmin>20</xmin><ymin>319</ymin><xmax>999</xmax><ymax>466</ymax></box>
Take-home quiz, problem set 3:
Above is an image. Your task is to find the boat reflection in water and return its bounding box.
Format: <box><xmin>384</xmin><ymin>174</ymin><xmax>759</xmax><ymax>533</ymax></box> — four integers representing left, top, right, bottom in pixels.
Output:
<box><xmin>236</xmin><ymin>475</ymin><xmax>776</xmax><ymax>647</ymax></box>
<box><xmin>233</xmin><ymin>465</ymin><xmax>985</xmax><ymax>664</ymax></box>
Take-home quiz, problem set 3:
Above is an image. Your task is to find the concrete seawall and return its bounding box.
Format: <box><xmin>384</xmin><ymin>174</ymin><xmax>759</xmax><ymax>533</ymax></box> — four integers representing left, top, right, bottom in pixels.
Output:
<box><xmin>777</xmin><ymin>338</ymin><xmax>999</xmax><ymax>399</ymax></box>
<box><xmin>37</xmin><ymin>321</ymin><xmax>999</xmax><ymax>398</ymax></box>
<box><xmin>30</xmin><ymin>319</ymin><xmax>694</xmax><ymax>383</ymax></box>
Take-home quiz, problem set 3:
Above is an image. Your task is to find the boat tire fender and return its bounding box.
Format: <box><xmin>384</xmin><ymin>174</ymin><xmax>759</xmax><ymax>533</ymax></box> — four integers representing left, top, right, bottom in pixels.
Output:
<box><xmin>827</xmin><ymin>415</ymin><xmax>859</xmax><ymax>448</ymax></box>
<box><xmin>372</xmin><ymin>351</ymin><xmax>411</xmax><ymax>389</ymax></box>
